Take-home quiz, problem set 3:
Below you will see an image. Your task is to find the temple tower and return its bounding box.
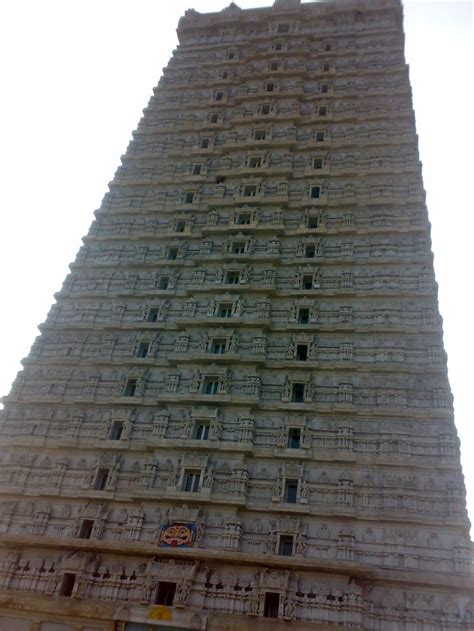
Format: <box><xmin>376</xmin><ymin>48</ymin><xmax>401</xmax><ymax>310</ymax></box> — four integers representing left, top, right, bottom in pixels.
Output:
<box><xmin>0</xmin><ymin>1</ymin><xmax>472</xmax><ymax>630</ymax></box>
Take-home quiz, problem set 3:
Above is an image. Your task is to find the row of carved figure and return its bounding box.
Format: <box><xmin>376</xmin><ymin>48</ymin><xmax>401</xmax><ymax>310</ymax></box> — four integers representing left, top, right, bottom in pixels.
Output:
<box><xmin>0</xmin><ymin>549</ymin><xmax>472</xmax><ymax>627</ymax></box>
<box><xmin>1</xmin><ymin>404</ymin><xmax>460</xmax><ymax>460</ymax></box>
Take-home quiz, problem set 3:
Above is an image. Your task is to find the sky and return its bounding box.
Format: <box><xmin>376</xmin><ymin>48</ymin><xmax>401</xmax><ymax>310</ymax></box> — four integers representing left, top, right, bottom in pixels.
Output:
<box><xmin>0</xmin><ymin>0</ymin><xmax>472</xmax><ymax>532</ymax></box>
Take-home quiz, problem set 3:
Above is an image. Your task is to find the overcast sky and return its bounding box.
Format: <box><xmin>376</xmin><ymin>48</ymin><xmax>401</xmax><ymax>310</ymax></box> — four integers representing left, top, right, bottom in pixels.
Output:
<box><xmin>0</xmin><ymin>0</ymin><xmax>472</xmax><ymax>532</ymax></box>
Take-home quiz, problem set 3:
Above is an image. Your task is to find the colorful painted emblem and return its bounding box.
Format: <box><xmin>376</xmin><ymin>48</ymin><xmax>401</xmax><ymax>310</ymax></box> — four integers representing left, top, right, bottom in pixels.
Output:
<box><xmin>158</xmin><ymin>522</ymin><xmax>196</xmax><ymax>547</ymax></box>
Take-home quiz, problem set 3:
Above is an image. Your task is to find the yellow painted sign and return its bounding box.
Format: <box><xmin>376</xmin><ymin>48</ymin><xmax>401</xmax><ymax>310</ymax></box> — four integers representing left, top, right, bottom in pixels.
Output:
<box><xmin>147</xmin><ymin>605</ymin><xmax>172</xmax><ymax>621</ymax></box>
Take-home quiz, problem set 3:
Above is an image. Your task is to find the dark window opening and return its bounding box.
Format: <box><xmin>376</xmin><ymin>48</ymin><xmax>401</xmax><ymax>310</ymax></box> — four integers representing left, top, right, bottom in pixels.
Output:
<box><xmin>222</xmin><ymin>70</ymin><xmax>229</xmax><ymax>79</ymax></box>
<box><xmin>231</xmin><ymin>242</ymin><xmax>246</xmax><ymax>254</ymax></box>
<box><xmin>192</xmin><ymin>164</ymin><xmax>202</xmax><ymax>175</ymax></box>
<box><xmin>291</xmin><ymin>383</ymin><xmax>305</xmax><ymax>403</ymax></box>
<box><xmin>200</xmin><ymin>138</ymin><xmax>209</xmax><ymax>149</ymax></box>
<box><xmin>302</xmin><ymin>274</ymin><xmax>313</xmax><ymax>289</ymax></box>
<box><xmin>155</xmin><ymin>581</ymin><xmax>177</xmax><ymax>606</ymax></box>
<box><xmin>215</xmin><ymin>91</ymin><xmax>224</xmax><ymax>101</ymax></box>
<box><xmin>227</xmin><ymin>51</ymin><xmax>235</xmax><ymax>59</ymax></box>
<box><xmin>316</xmin><ymin>131</ymin><xmax>325</xmax><ymax>142</ymax></box>
<box><xmin>158</xmin><ymin>276</ymin><xmax>169</xmax><ymax>290</ymax></box>
<box><xmin>216</xmin><ymin>175</ymin><xmax>226</xmax><ymax>184</ymax></box>
<box><xmin>123</xmin><ymin>379</ymin><xmax>137</xmax><ymax>397</ymax></box>
<box><xmin>274</xmin><ymin>43</ymin><xmax>283</xmax><ymax>51</ymax></box>
<box><xmin>305</xmin><ymin>244</ymin><xmax>316</xmax><ymax>258</ymax></box>
<box><xmin>254</xmin><ymin>129</ymin><xmax>267</xmax><ymax>141</ymax></box>
<box><xmin>310</xmin><ymin>186</ymin><xmax>321</xmax><ymax>199</ymax></box>
<box><xmin>225</xmin><ymin>271</ymin><xmax>240</xmax><ymax>284</ymax></box>
<box><xmin>279</xmin><ymin>535</ymin><xmax>294</xmax><ymax>556</ymax></box>
<box><xmin>236</xmin><ymin>213</ymin><xmax>251</xmax><ymax>225</ymax></box>
<box><xmin>167</xmin><ymin>248</ymin><xmax>178</xmax><ymax>260</ymax></box>
<box><xmin>184</xmin><ymin>192</ymin><xmax>195</xmax><ymax>204</ymax></box>
<box><xmin>288</xmin><ymin>427</ymin><xmax>301</xmax><ymax>449</ymax></box>
<box><xmin>249</xmin><ymin>156</ymin><xmax>262</xmax><ymax>168</ymax></box>
<box><xmin>108</xmin><ymin>420</ymin><xmax>124</xmax><ymax>440</ymax></box>
<box><xmin>217</xmin><ymin>303</ymin><xmax>233</xmax><ymax>318</ymax></box>
<box><xmin>136</xmin><ymin>341</ymin><xmax>150</xmax><ymax>358</ymax></box>
<box><xmin>176</xmin><ymin>220</ymin><xmax>186</xmax><ymax>233</ymax></box>
<box><xmin>182</xmin><ymin>470</ymin><xmax>201</xmax><ymax>492</ymax></box>
<box><xmin>284</xmin><ymin>479</ymin><xmax>298</xmax><ymax>503</ymax></box>
<box><xmin>296</xmin><ymin>344</ymin><xmax>308</xmax><ymax>361</ymax></box>
<box><xmin>59</xmin><ymin>573</ymin><xmax>76</xmax><ymax>597</ymax></box>
<box><xmin>298</xmin><ymin>308</ymin><xmax>310</xmax><ymax>324</ymax></box>
<box><xmin>319</xmin><ymin>106</ymin><xmax>327</xmax><ymax>116</ymax></box>
<box><xmin>265</xmin><ymin>82</ymin><xmax>275</xmax><ymax>92</ymax></box>
<box><xmin>260</xmin><ymin>104</ymin><xmax>271</xmax><ymax>115</ymax></box>
<box><xmin>78</xmin><ymin>519</ymin><xmax>94</xmax><ymax>539</ymax></box>
<box><xmin>93</xmin><ymin>468</ymin><xmax>110</xmax><ymax>491</ymax></box>
<box><xmin>209</xmin><ymin>114</ymin><xmax>218</xmax><ymax>124</ymax></box>
<box><xmin>313</xmin><ymin>158</ymin><xmax>323</xmax><ymax>169</ymax></box>
<box><xmin>264</xmin><ymin>592</ymin><xmax>280</xmax><ymax>618</ymax></box>
<box><xmin>212</xmin><ymin>338</ymin><xmax>227</xmax><ymax>354</ymax></box>
<box><xmin>194</xmin><ymin>422</ymin><xmax>210</xmax><ymax>440</ymax></box>
<box><xmin>325</xmin><ymin>43</ymin><xmax>331</xmax><ymax>51</ymax></box>
<box><xmin>146</xmin><ymin>307</ymin><xmax>159</xmax><ymax>322</ymax></box>
<box><xmin>204</xmin><ymin>379</ymin><xmax>219</xmax><ymax>395</ymax></box>
<box><xmin>308</xmin><ymin>215</ymin><xmax>319</xmax><ymax>229</ymax></box>
<box><xmin>243</xmin><ymin>185</ymin><xmax>257</xmax><ymax>197</ymax></box>
<box><xmin>277</xmin><ymin>23</ymin><xmax>290</xmax><ymax>33</ymax></box>
<box><xmin>270</xmin><ymin>62</ymin><xmax>279</xmax><ymax>71</ymax></box>
<box><xmin>321</xmin><ymin>84</ymin><xmax>329</xmax><ymax>94</ymax></box>
<box><xmin>323</xmin><ymin>63</ymin><xmax>330</xmax><ymax>72</ymax></box>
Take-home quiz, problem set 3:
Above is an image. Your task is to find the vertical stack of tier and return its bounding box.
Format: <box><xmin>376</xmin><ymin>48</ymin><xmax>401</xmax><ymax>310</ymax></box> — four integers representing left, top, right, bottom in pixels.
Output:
<box><xmin>0</xmin><ymin>1</ymin><xmax>472</xmax><ymax>630</ymax></box>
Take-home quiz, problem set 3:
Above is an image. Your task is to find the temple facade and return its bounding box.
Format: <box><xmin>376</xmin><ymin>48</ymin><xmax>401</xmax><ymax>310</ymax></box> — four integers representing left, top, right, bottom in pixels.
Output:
<box><xmin>0</xmin><ymin>1</ymin><xmax>473</xmax><ymax>629</ymax></box>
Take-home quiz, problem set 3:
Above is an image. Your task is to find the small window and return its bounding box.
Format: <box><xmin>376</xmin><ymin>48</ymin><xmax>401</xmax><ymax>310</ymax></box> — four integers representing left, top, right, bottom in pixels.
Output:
<box><xmin>216</xmin><ymin>175</ymin><xmax>226</xmax><ymax>184</ymax></box>
<box><xmin>214</xmin><ymin>91</ymin><xmax>224</xmax><ymax>101</ymax></box>
<box><xmin>78</xmin><ymin>519</ymin><xmax>94</xmax><ymax>539</ymax></box>
<box><xmin>146</xmin><ymin>307</ymin><xmax>159</xmax><ymax>322</ymax></box>
<box><xmin>315</xmin><ymin>131</ymin><xmax>325</xmax><ymax>142</ymax></box>
<box><xmin>325</xmin><ymin>43</ymin><xmax>331</xmax><ymax>51</ymax></box>
<box><xmin>260</xmin><ymin>104</ymin><xmax>271</xmax><ymax>115</ymax></box>
<box><xmin>284</xmin><ymin>479</ymin><xmax>298</xmax><ymax>502</ymax></box>
<box><xmin>167</xmin><ymin>247</ymin><xmax>178</xmax><ymax>260</ymax></box>
<box><xmin>254</xmin><ymin>129</ymin><xmax>267</xmax><ymax>141</ymax></box>
<box><xmin>308</xmin><ymin>215</ymin><xmax>319</xmax><ymax>229</ymax></box>
<box><xmin>209</xmin><ymin>113</ymin><xmax>218</xmax><ymax>124</ymax></box>
<box><xmin>310</xmin><ymin>186</ymin><xmax>321</xmax><ymax>199</ymax></box>
<box><xmin>278</xmin><ymin>535</ymin><xmax>294</xmax><ymax>556</ymax></box>
<box><xmin>323</xmin><ymin>63</ymin><xmax>330</xmax><ymax>72</ymax></box>
<box><xmin>59</xmin><ymin>573</ymin><xmax>76</xmax><ymax>597</ymax></box>
<box><xmin>298</xmin><ymin>308</ymin><xmax>310</xmax><ymax>324</ymax></box>
<box><xmin>182</xmin><ymin>470</ymin><xmax>201</xmax><ymax>492</ymax></box>
<box><xmin>194</xmin><ymin>421</ymin><xmax>210</xmax><ymax>440</ymax></box>
<box><xmin>288</xmin><ymin>427</ymin><xmax>301</xmax><ymax>449</ymax></box>
<box><xmin>305</xmin><ymin>244</ymin><xmax>316</xmax><ymax>258</ymax></box>
<box><xmin>313</xmin><ymin>158</ymin><xmax>323</xmax><ymax>169</ymax></box>
<box><xmin>225</xmin><ymin>271</ymin><xmax>240</xmax><ymax>284</ymax></box>
<box><xmin>108</xmin><ymin>420</ymin><xmax>124</xmax><ymax>440</ymax></box>
<box><xmin>237</xmin><ymin>213</ymin><xmax>251</xmax><ymax>225</ymax></box>
<box><xmin>158</xmin><ymin>276</ymin><xmax>169</xmax><ymax>290</ymax></box>
<box><xmin>136</xmin><ymin>341</ymin><xmax>150</xmax><ymax>358</ymax></box>
<box><xmin>155</xmin><ymin>581</ymin><xmax>177</xmax><ymax>606</ymax></box>
<box><xmin>217</xmin><ymin>303</ymin><xmax>233</xmax><ymax>318</ymax></box>
<box><xmin>192</xmin><ymin>164</ymin><xmax>202</xmax><ymax>175</ymax></box>
<box><xmin>231</xmin><ymin>241</ymin><xmax>246</xmax><ymax>254</ymax></box>
<box><xmin>265</xmin><ymin>82</ymin><xmax>275</xmax><ymax>92</ymax></box>
<box><xmin>212</xmin><ymin>338</ymin><xmax>227</xmax><ymax>354</ymax></box>
<box><xmin>227</xmin><ymin>51</ymin><xmax>235</xmax><ymax>60</ymax></box>
<box><xmin>277</xmin><ymin>23</ymin><xmax>290</xmax><ymax>34</ymax></box>
<box><xmin>249</xmin><ymin>156</ymin><xmax>262</xmax><ymax>168</ymax></box>
<box><xmin>264</xmin><ymin>592</ymin><xmax>280</xmax><ymax>618</ymax></box>
<box><xmin>291</xmin><ymin>383</ymin><xmax>305</xmax><ymax>403</ymax></box>
<box><xmin>274</xmin><ymin>43</ymin><xmax>283</xmax><ymax>51</ymax></box>
<box><xmin>321</xmin><ymin>84</ymin><xmax>329</xmax><ymax>94</ymax></box>
<box><xmin>296</xmin><ymin>344</ymin><xmax>308</xmax><ymax>361</ymax></box>
<box><xmin>184</xmin><ymin>192</ymin><xmax>195</xmax><ymax>204</ymax></box>
<box><xmin>270</xmin><ymin>62</ymin><xmax>279</xmax><ymax>71</ymax></box>
<box><xmin>221</xmin><ymin>70</ymin><xmax>229</xmax><ymax>79</ymax></box>
<box><xmin>93</xmin><ymin>468</ymin><xmax>110</xmax><ymax>490</ymax></box>
<box><xmin>302</xmin><ymin>274</ymin><xmax>313</xmax><ymax>289</ymax></box>
<box><xmin>243</xmin><ymin>184</ymin><xmax>257</xmax><ymax>197</ymax></box>
<box><xmin>123</xmin><ymin>379</ymin><xmax>137</xmax><ymax>397</ymax></box>
<box><xmin>200</xmin><ymin>138</ymin><xmax>210</xmax><ymax>149</ymax></box>
<box><xmin>319</xmin><ymin>106</ymin><xmax>327</xmax><ymax>116</ymax></box>
<box><xmin>175</xmin><ymin>220</ymin><xmax>186</xmax><ymax>233</ymax></box>
<box><xmin>204</xmin><ymin>378</ymin><xmax>219</xmax><ymax>395</ymax></box>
